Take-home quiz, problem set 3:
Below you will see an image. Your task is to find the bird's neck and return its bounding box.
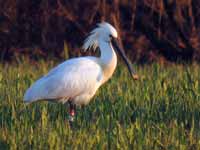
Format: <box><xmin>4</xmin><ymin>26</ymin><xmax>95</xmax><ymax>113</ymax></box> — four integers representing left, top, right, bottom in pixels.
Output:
<box><xmin>99</xmin><ymin>40</ymin><xmax>117</xmax><ymax>83</ymax></box>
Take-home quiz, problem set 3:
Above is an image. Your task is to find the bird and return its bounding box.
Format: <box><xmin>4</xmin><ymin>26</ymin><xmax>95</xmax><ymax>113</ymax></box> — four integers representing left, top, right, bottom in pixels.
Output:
<box><xmin>24</xmin><ymin>22</ymin><xmax>138</xmax><ymax>124</ymax></box>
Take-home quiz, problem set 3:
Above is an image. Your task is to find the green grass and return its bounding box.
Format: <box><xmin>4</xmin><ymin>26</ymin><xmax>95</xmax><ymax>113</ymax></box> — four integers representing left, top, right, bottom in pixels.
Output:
<box><xmin>0</xmin><ymin>59</ymin><xmax>200</xmax><ymax>149</ymax></box>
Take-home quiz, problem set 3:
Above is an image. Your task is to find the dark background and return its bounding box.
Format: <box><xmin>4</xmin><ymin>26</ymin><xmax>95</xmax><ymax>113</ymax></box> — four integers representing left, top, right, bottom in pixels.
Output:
<box><xmin>0</xmin><ymin>0</ymin><xmax>200</xmax><ymax>63</ymax></box>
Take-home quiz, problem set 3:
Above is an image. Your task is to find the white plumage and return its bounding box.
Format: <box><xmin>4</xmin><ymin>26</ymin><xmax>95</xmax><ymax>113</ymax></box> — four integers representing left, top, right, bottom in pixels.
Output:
<box><xmin>24</xmin><ymin>22</ymin><xmax>136</xmax><ymax>107</ymax></box>
<box><xmin>24</xmin><ymin>57</ymin><xmax>103</xmax><ymax>105</ymax></box>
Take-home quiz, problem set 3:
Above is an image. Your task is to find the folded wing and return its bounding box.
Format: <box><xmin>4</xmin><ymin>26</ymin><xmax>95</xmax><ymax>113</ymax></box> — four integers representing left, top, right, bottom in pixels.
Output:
<box><xmin>24</xmin><ymin>57</ymin><xmax>103</xmax><ymax>103</ymax></box>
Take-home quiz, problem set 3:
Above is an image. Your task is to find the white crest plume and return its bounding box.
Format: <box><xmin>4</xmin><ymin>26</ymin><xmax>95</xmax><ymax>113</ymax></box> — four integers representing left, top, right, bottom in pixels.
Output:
<box><xmin>82</xmin><ymin>24</ymin><xmax>101</xmax><ymax>51</ymax></box>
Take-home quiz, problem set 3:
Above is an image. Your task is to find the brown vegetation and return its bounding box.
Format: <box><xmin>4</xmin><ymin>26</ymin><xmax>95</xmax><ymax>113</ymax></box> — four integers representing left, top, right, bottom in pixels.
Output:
<box><xmin>0</xmin><ymin>0</ymin><xmax>200</xmax><ymax>62</ymax></box>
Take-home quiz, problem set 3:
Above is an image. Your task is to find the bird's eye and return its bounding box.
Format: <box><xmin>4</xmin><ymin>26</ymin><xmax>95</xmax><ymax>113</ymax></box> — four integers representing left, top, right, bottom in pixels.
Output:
<box><xmin>109</xmin><ymin>34</ymin><xmax>113</xmax><ymax>39</ymax></box>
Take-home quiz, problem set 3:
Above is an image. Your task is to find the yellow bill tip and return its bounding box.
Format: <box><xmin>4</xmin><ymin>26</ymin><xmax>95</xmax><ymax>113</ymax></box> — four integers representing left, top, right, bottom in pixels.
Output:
<box><xmin>132</xmin><ymin>74</ymin><xmax>139</xmax><ymax>80</ymax></box>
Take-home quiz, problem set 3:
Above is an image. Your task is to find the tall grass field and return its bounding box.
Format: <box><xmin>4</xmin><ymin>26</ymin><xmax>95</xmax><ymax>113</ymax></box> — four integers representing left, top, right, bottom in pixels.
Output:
<box><xmin>0</xmin><ymin>60</ymin><xmax>200</xmax><ymax>149</ymax></box>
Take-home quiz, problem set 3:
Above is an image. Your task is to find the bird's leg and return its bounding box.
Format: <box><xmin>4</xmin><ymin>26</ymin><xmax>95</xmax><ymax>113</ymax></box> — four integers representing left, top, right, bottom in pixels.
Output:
<box><xmin>68</xmin><ymin>101</ymin><xmax>76</xmax><ymax>126</ymax></box>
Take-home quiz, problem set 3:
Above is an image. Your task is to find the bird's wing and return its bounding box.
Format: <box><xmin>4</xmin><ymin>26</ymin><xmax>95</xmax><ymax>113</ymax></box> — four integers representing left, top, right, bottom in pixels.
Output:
<box><xmin>24</xmin><ymin>57</ymin><xmax>103</xmax><ymax>102</ymax></box>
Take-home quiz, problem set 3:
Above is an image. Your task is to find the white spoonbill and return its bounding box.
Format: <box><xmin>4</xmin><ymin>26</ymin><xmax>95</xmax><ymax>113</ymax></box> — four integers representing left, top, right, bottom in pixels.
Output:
<box><xmin>24</xmin><ymin>22</ymin><xmax>138</xmax><ymax>123</ymax></box>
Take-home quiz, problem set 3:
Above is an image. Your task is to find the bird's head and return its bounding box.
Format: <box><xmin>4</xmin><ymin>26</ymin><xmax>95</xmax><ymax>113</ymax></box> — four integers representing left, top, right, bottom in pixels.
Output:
<box><xmin>83</xmin><ymin>22</ymin><xmax>139</xmax><ymax>81</ymax></box>
<box><xmin>83</xmin><ymin>22</ymin><xmax>118</xmax><ymax>51</ymax></box>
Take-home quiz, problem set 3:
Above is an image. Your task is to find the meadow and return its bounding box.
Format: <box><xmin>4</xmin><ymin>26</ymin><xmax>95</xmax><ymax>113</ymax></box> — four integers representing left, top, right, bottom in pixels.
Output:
<box><xmin>0</xmin><ymin>59</ymin><xmax>200</xmax><ymax>149</ymax></box>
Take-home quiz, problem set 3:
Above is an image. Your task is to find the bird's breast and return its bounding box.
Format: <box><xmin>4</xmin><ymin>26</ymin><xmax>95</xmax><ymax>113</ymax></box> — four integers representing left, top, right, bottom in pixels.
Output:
<box><xmin>101</xmin><ymin>58</ymin><xmax>117</xmax><ymax>84</ymax></box>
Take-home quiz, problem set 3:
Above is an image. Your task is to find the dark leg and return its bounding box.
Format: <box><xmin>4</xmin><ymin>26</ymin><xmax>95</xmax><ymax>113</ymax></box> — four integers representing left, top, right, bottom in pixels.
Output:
<box><xmin>68</xmin><ymin>101</ymin><xmax>76</xmax><ymax>127</ymax></box>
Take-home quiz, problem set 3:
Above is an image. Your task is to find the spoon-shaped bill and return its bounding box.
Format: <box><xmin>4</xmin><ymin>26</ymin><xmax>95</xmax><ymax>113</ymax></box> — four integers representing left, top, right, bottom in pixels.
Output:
<box><xmin>111</xmin><ymin>38</ymin><xmax>139</xmax><ymax>80</ymax></box>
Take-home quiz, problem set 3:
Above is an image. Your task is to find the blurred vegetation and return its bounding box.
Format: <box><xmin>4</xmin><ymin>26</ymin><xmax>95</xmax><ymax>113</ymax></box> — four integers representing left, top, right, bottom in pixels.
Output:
<box><xmin>0</xmin><ymin>0</ymin><xmax>200</xmax><ymax>63</ymax></box>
